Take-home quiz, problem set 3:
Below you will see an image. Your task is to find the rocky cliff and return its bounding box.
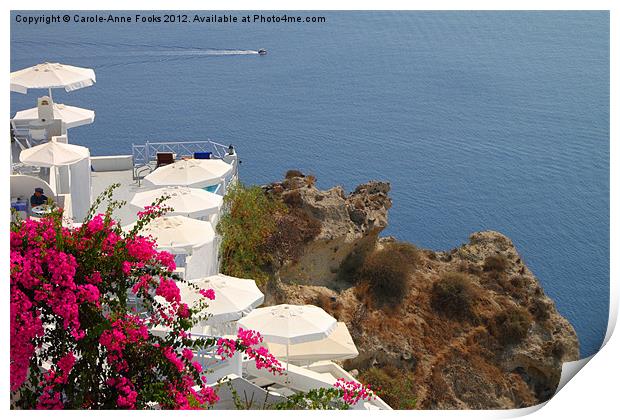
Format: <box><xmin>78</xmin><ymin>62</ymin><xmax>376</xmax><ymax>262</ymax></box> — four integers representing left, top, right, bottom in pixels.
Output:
<box><xmin>263</xmin><ymin>175</ymin><xmax>392</xmax><ymax>286</ymax></box>
<box><xmin>263</xmin><ymin>173</ymin><xmax>580</xmax><ymax>409</ymax></box>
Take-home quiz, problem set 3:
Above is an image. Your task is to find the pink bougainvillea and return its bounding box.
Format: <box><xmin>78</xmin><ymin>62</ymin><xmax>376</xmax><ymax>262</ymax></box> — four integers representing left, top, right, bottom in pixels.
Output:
<box><xmin>199</xmin><ymin>288</ymin><xmax>216</xmax><ymax>300</ymax></box>
<box><xmin>215</xmin><ymin>337</ymin><xmax>237</xmax><ymax>359</ymax></box>
<box><xmin>156</xmin><ymin>278</ymin><xmax>181</xmax><ymax>304</ymax></box>
<box><xmin>162</xmin><ymin>347</ymin><xmax>185</xmax><ymax>373</ymax></box>
<box><xmin>216</xmin><ymin>328</ymin><xmax>284</xmax><ymax>375</ymax></box>
<box><xmin>107</xmin><ymin>377</ymin><xmax>138</xmax><ymax>409</ymax></box>
<box><xmin>333</xmin><ymin>378</ymin><xmax>375</xmax><ymax>405</ymax></box>
<box><xmin>10</xmin><ymin>287</ymin><xmax>44</xmax><ymax>391</ymax></box>
<box><xmin>10</xmin><ymin>189</ymin><xmax>367</xmax><ymax>410</ymax></box>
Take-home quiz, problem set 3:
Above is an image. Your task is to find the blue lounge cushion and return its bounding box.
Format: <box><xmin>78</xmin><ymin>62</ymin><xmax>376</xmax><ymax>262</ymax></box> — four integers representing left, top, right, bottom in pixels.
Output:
<box><xmin>194</xmin><ymin>152</ymin><xmax>212</xmax><ymax>159</ymax></box>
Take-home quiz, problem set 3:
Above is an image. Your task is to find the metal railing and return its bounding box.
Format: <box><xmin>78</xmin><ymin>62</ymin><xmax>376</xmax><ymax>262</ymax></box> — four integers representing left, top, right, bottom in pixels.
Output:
<box><xmin>11</xmin><ymin>121</ymin><xmax>35</xmax><ymax>149</ymax></box>
<box><xmin>131</xmin><ymin>140</ymin><xmax>232</xmax><ymax>180</ymax></box>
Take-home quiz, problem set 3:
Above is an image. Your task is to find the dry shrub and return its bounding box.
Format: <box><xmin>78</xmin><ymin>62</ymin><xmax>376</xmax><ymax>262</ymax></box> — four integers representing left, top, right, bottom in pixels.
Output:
<box><xmin>305</xmin><ymin>174</ymin><xmax>316</xmax><ymax>187</ymax></box>
<box><xmin>456</xmin><ymin>261</ymin><xmax>469</xmax><ymax>272</ymax></box>
<box><xmin>467</xmin><ymin>263</ymin><xmax>483</xmax><ymax>276</ymax></box>
<box><xmin>360</xmin><ymin>313</ymin><xmax>384</xmax><ymax>334</ymax></box>
<box><xmin>489</xmin><ymin>306</ymin><xmax>532</xmax><ymax>346</ymax></box>
<box><xmin>549</xmin><ymin>340</ymin><xmax>566</xmax><ymax>359</ymax></box>
<box><xmin>285</xmin><ymin>169</ymin><xmax>304</xmax><ymax>179</ymax></box>
<box><xmin>359</xmin><ymin>252</ymin><xmax>409</xmax><ymax>306</ymax></box>
<box><xmin>263</xmin><ymin>208</ymin><xmax>322</xmax><ymax>263</ymax></box>
<box><xmin>348</xmin><ymin>301</ymin><xmax>368</xmax><ymax>334</ymax></box>
<box><xmin>289</xmin><ymin>208</ymin><xmax>322</xmax><ymax>241</ymax></box>
<box><xmin>483</xmin><ymin>254</ymin><xmax>510</xmax><ymax>272</ymax></box>
<box><xmin>479</xmin><ymin>271</ymin><xmax>506</xmax><ymax>294</ymax></box>
<box><xmin>503</xmin><ymin>275</ymin><xmax>530</xmax><ymax>302</ymax></box>
<box><xmin>353</xmin><ymin>283</ymin><xmax>372</xmax><ymax>307</ymax></box>
<box><xmin>490</xmin><ymin>275</ymin><xmax>529</xmax><ymax>302</ymax></box>
<box><xmin>358</xmin><ymin>366</ymin><xmax>417</xmax><ymax>409</ymax></box>
<box><xmin>357</xmin><ymin>242</ymin><xmax>421</xmax><ymax>306</ymax></box>
<box><xmin>431</xmin><ymin>272</ymin><xmax>477</xmax><ymax>321</ymax></box>
<box><xmin>457</xmin><ymin>260</ymin><xmax>483</xmax><ymax>276</ymax></box>
<box><xmin>338</xmin><ymin>249</ymin><xmax>367</xmax><ymax>283</ymax></box>
<box><xmin>282</xmin><ymin>190</ymin><xmax>303</xmax><ymax>208</ymax></box>
<box><xmin>314</xmin><ymin>294</ymin><xmax>344</xmax><ymax>320</ymax></box>
<box><xmin>533</xmin><ymin>286</ymin><xmax>543</xmax><ymax>297</ymax></box>
<box><xmin>510</xmin><ymin>276</ymin><xmax>527</xmax><ymax>289</ymax></box>
<box><xmin>426</xmin><ymin>367</ymin><xmax>451</xmax><ymax>408</ymax></box>
<box><xmin>353</xmin><ymin>281</ymin><xmax>374</xmax><ymax>308</ymax></box>
<box><xmin>353</xmin><ymin>198</ymin><xmax>365</xmax><ymax>210</ymax></box>
<box><xmin>528</xmin><ymin>297</ymin><xmax>551</xmax><ymax>322</ymax></box>
<box><xmin>314</xmin><ymin>293</ymin><xmax>331</xmax><ymax>309</ymax></box>
<box><xmin>262</xmin><ymin>215</ymin><xmax>303</xmax><ymax>263</ymax></box>
<box><xmin>388</xmin><ymin>242</ymin><xmax>423</xmax><ymax>265</ymax></box>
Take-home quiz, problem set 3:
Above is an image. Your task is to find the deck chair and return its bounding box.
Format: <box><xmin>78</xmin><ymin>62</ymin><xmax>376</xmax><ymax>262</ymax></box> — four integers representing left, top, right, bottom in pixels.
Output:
<box><xmin>29</xmin><ymin>128</ymin><xmax>48</xmax><ymax>144</ymax></box>
<box><xmin>156</xmin><ymin>152</ymin><xmax>174</xmax><ymax>167</ymax></box>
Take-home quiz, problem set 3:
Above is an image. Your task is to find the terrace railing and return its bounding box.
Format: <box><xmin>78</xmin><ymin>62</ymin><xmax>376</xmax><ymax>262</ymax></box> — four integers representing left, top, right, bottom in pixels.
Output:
<box><xmin>131</xmin><ymin>140</ymin><xmax>232</xmax><ymax>181</ymax></box>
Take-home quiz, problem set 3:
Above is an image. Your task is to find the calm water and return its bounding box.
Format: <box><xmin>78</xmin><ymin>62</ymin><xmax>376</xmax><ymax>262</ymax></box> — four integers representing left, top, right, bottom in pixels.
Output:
<box><xmin>10</xmin><ymin>11</ymin><xmax>609</xmax><ymax>357</ymax></box>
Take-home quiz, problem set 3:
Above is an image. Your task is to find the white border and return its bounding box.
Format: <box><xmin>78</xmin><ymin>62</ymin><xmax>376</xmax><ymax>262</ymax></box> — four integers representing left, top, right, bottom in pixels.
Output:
<box><xmin>2</xmin><ymin>1</ymin><xmax>616</xmax><ymax>419</ymax></box>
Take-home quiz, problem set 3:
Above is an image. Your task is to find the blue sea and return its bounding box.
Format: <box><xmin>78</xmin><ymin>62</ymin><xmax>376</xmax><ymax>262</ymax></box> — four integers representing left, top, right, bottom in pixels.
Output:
<box><xmin>10</xmin><ymin>11</ymin><xmax>609</xmax><ymax>357</ymax></box>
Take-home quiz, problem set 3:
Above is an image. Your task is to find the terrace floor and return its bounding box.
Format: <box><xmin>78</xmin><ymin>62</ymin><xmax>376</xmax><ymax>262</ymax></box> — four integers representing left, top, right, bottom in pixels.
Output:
<box><xmin>90</xmin><ymin>169</ymin><xmax>145</xmax><ymax>226</ymax></box>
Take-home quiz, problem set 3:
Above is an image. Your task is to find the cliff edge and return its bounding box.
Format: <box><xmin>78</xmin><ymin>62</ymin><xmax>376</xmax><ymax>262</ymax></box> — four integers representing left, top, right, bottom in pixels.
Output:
<box><xmin>262</xmin><ymin>173</ymin><xmax>579</xmax><ymax>409</ymax></box>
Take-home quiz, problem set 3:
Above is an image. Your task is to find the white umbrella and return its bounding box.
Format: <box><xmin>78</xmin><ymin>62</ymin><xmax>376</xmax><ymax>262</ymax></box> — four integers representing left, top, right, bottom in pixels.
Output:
<box><xmin>265</xmin><ymin>322</ymin><xmax>358</xmax><ymax>365</ymax></box>
<box><xmin>19</xmin><ymin>137</ymin><xmax>90</xmax><ymax>195</ymax></box>
<box><xmin>13</xmin><ymin>103</ymin><xmax>95</xmax><ymax>129</ymax></box>
<box><xmin>125</xmin><ymin>216</ymin><xmax>215</xmax><ymax>252</ymax></box>
<box><xmin>19</xmin><ymin>137</ymin><xmax>89</xmax><ymax>167</ymax></box>
<box><xmin>237</xmin><ymin>304</ymin><xmax>337</xmax><ymax>372</ymax></box>
<box><xmin>180</xmin><ymin>274</ymin><xmax>264</xmax><ymax>325</ymax></box>
<box><xmin>143</xmin><ymin>159</ymin><xmax>232</xmax><ymax>188</ymax></box>
<box><xmin>11</xmin><ymin>62</ymin><xmax>96</xmax><ymax>99</ymax></box>
<box><xmin>130</xmin><ymin>186</ymin><xmax>223</xmax><ymax>218</ymax></box>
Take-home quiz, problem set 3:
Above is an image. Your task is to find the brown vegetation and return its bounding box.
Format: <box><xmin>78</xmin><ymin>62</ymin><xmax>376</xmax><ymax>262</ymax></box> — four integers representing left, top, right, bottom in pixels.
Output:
<box><xmin>358</xmin><ymin>367</ymin><xmax>417</xmax><ymax>409</ymax></box>
<box><xmin>483</xmin><ymin>254</ymin><xmax>510</xmax><ymax>272</ymax></box>
<box><xmin>271</xmin><ymin>230</ymin><xmax>579</xmax><ymax>410</ymax></box>
<box><xmin>221</xmin><ymin>173</ymin><xmax>580</xmax><ymax>410</ymax></box>
<box><xmin>285</xmin><ymin>169</ymin><xmax>304</xmax><ymax>179</ymax></box>
<box><xmin>262</xmin><ymin>208</ymin><xmax>322</xmax><ymax>265</ymax></box>
<box><xmin>356</xmin><ymin>242</ymin><xmax>422</xmax><ymax>306</ymax></box>
<box><xmin>489</xmin><ymin>306</ymin><xmax>533</xmax><ymax>346</ymax></box>
<box><xmin>314</xmin><ymin>293</ymin><xmax>344</xmax><ymax>320</ymax></box>
<box><xmin>282</xmin><ymin>190</ymin><xmax>303</xmax><ymax>208</ymax></box>
<box><xmin>528</xmin><ymin>297</ymin><xmax>552</xmax><ymax>322</ymax></box>
<box><xmin>431</xmin><ymin>272</ymin><xmax>478</xmax><ymax>321</ymax></box>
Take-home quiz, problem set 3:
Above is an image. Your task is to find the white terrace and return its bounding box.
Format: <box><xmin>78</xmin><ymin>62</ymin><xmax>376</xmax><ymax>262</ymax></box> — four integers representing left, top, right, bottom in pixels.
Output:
<box><xmin>10</xmin><ymin>62</ymin><xmax>391</xmax><ymax>410</ymax></box>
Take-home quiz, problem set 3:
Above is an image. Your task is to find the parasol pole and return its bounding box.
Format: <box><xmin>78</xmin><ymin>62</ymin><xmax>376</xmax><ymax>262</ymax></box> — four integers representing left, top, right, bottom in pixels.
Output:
<box><xmin>285</xmin><ymin>338</ymin><xmax>290</xmax><ymax>384</ymax></box>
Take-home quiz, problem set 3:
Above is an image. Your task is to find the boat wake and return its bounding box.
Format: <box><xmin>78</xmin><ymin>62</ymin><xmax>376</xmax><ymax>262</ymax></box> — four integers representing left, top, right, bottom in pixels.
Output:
<box><xmin>95</xmin><ymin>50</ymin><xmax>260</xmax><ymax>68</ymax></box>
<box><xmin>145</xmin><ymin>49</ymin><xmax>259</xmax><ymax>56</ymax></box>
<box><xmin>12</xmin><ymin>39</ymin><xmax>261</xmax><ymax>68</ymax></box>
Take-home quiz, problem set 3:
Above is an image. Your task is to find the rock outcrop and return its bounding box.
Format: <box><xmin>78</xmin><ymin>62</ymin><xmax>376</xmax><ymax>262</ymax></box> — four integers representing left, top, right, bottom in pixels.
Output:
<box><xmin>264</xmin><ymin>173</ymin><xmax>580</xmax><ymax>409</ymax></box>
<box><xmin>263</xmin><ymin>174</ymin><xmax>392</xmax><ymax>286</ymax></box>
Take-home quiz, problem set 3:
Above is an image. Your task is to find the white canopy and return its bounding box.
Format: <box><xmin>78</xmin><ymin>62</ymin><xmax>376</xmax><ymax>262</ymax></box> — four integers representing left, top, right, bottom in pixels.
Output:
<box><xmin>265</xmin><ymin>322</ymin><xmax>358</xmax><ymax>364</ymax></box>
<box><xmin>143</xmin><ymin>159</ymin><xmax>233</xmax><ymax>188</ymax></box>
<box><xmin>19</xmin><ymin>137</ymin><xmax>89</xmax><ymax>167</ymax></box>
<box><xmin>11</xmin><ymin>62</ymin><xmax>96</xmax><ymax>94</ymax></box>
<box><xmin>237</xmin><ymin>304</ymin><xmax>337</xmax><ymax>345</ymax></box>
<box><xmin>181</xmin><ymin>274</ymin><xmax>264</xmax><ymax>324</ymax></box>
<box><xmin>13</xmin><ymin>103</ymin><xmax>95</xmax><ymax>128</ymax></box>
<box><xmin>130</xmin><ymin>186</ymin><xmax>223</xmax><ymax>218</ymax></box>
<box><xmin>125</xmin><ymin>216</ymin><xmax>215</xmax><ymax>252</ymax></box>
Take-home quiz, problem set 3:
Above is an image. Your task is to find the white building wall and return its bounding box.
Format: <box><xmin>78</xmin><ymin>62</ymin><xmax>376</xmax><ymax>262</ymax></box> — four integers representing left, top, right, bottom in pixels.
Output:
<box><xmin>69</xmin><ymin>157</ymin><xmax>92</xmax><ymax>222</ymax></box>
